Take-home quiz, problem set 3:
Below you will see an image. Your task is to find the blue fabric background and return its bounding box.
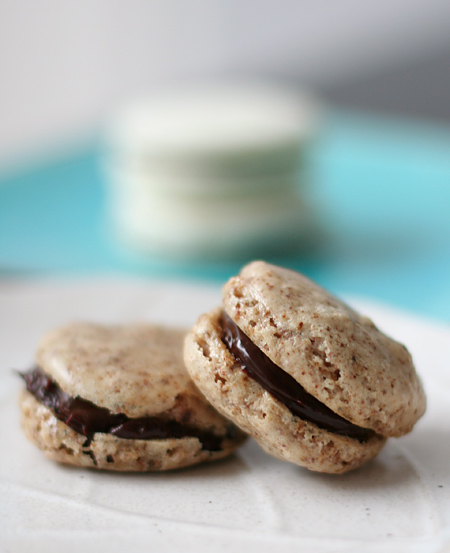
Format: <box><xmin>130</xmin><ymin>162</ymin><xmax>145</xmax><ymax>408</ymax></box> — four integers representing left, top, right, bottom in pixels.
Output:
<box><xmin>1</xmin><ymin>111</ymin><xmax>449</xmax><ymax>322</ymax></box>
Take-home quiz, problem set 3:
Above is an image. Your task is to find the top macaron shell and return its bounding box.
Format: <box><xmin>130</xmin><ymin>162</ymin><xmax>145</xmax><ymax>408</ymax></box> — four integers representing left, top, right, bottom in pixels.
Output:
<box><xmin>223</xmin><ymin>261</ymin><xmax>426</xmax><ymax>437</ymax></box>
<box><xmin>36</xmin><ymin>322</ymin><xmax>226</xmax><ymax>431</ymax></box>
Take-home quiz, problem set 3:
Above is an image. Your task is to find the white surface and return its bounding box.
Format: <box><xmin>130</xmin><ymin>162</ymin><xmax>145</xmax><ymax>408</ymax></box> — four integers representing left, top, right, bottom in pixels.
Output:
<box><xmin>0</xmin><ymin>279</ymin><xmax>449</xmax><ymax>553</ymax></box>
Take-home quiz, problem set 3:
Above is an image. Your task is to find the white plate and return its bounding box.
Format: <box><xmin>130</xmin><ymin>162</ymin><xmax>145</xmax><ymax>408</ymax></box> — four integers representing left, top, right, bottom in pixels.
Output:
<box><xmin>1</xmin><ymin>279</ymin><xmax>449</xmax><ymax>553</ymax></box>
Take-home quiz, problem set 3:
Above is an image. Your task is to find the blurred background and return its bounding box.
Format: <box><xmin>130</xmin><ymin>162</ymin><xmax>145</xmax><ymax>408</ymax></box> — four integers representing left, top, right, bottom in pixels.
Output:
<box><xmin>1</xmin><ymin>0</ymin><xmax>450</xmax><ymax>321</ymax></box>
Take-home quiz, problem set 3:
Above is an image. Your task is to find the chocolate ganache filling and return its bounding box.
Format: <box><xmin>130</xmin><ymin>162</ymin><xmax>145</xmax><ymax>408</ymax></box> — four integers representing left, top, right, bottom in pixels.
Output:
<box><xmin>220</xmin><ymin>312</ymin><xmax>375</xmax><ymax>442</ymax></box>
<box><xmin>21</xmin><ymin>367</ymin><xmax>235</xmax><ymax>451</ymax></box>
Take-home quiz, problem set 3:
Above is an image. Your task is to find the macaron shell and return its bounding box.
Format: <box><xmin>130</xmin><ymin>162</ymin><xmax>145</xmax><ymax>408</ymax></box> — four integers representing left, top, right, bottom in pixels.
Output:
<box><xmin>36</xmin><ymin>323</ymin><xmax>228</xmax><ymax>429</ymax></box>
<box><xmin>20</xmin><ymin>391</ymin><xmax>242</xmax><ymax>472</ymax></box>
<box><xmin>223</xmin><ymin>261</ymin><xmax>426</xmax><ymax>437</ymax></box>
<box><xmin>184</xmin><ymin>309</ymin><xmax>386</xmax><ymax>474</ymax></box>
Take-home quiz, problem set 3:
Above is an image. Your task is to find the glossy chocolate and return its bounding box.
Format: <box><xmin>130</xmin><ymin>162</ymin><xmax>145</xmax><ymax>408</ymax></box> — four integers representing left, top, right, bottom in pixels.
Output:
<box><xmin>21</xmin><ymin>367</ymin><xmax>233</xmax><ymax>451</ymax></box>
<box><xmin>220</xmin><ymin>312</ymin><xmax>375</xmax><ymax>442</ymax></box>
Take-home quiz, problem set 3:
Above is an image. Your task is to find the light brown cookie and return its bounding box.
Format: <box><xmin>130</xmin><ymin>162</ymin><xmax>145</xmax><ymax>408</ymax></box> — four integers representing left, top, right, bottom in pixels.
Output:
<box><xmin>19</xmin><ymin>323</ymin><xmax>246</xmax><ymax>471</ymax></box>
<box><xmin>184</xmin><ymin>261</ymin><xmax>426</xmax><ymax>474</ymax></box>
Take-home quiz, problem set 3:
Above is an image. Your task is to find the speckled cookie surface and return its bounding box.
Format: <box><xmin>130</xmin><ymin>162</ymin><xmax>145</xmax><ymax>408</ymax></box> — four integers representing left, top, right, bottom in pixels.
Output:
<box><xmin>184</xmin><ymin>309</ymin><xmax>386</xmax><ymax>474</ymax></box>
<box><xmin>184</xmin><ymin>261</ymin><xmax>426</xmax><ymax>473</ymax></box>
<box><xmin>36</xmin><ymin>323</ymin><xmax>203</xmax><ymax>419</ymax></box>
<box><xmin>20</xmin><ymin>323</ymin><xmax>246</xmax><ymax>471</ymax></box>
<box><xmin>222</xmin><ymin>261</ymin><xmax>426</xmax><ymax>437</ymax></box>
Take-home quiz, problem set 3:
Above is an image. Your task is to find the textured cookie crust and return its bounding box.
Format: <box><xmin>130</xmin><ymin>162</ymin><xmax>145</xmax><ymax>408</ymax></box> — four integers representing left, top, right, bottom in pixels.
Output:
<box><xmin>20</xmin><ymin>391</ymin><xmax>240</xmax><ymax>471</ymax></box>
<box><xmin>184</xmin><ymin>310</ymin><xmax>386</xmax><ymax>474</ymax></box>
<box><xmin>37</xmin><ymin>323</ymin><xmax>225</xmax><ymax>426</ymax></box>
<box><xmin>22</xmin><ymin>323</ymin><xmax>246</xmax><ymax>471</ymax></box>
<box><xmin>222</xmin><ymin>261</ymin><xmax>426</xmax><ymax>437</ymax></box>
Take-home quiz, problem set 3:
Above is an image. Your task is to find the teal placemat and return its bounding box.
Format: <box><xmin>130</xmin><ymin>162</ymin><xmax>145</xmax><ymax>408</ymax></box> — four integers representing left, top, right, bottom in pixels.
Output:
<box><xmin>1</xmin><ymin>111</ymin><xmax>449</xmax><ymax>322</ymax></box>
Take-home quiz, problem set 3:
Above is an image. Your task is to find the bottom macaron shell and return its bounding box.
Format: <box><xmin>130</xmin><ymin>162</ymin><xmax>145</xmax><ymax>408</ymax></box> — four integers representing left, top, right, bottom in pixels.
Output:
<box><xmin>184</xmin><ymin>309</ymin><xmax>386</xmax><ymax>474</ymax></box>
<box><xmin>20</xmin><ymin>391</ymin><xmax>242</xmax><ymax>472</ymax></box>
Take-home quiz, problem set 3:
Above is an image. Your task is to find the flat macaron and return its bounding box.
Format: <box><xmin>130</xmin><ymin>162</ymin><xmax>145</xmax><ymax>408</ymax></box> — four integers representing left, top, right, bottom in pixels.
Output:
<box><xmin>184</xmin><ymin>261</ymin><xmax>426</xmax><ymax>474</ymax></box>
<box><xmin>19</xmin><ymin>323</ymin><xmax>246</xmax><ymax>471</ymax></box>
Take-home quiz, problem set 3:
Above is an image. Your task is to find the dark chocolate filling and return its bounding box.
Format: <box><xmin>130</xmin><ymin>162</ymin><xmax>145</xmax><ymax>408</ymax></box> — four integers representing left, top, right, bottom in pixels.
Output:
<box><xmin>220</xmin><ymin>312</ymin><xmax>375</xmax><ymax>442</ymax></box>
<box><xmin>21</xmin><ymin>367</ymin><xmax>235</xmax><ymax>451</ymax></box>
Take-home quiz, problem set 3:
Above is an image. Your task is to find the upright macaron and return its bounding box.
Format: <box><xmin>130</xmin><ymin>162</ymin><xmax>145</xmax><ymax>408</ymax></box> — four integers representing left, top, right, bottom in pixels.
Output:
<box><xmin>19</xmin><ymin>323</ymin><xmax>246</xmax><ymax>471</ymax></box>
<box><xmin>184</xmin><ymin>261</ymin><xmax>426</xmax><ymax>473</ymax></box>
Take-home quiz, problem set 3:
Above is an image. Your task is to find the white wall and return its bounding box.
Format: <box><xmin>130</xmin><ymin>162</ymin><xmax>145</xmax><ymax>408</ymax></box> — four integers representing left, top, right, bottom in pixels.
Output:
<box><xmin>1</xmin><ymin>0</ymin><xmax>450</xmax><ymax>167</ymax></box>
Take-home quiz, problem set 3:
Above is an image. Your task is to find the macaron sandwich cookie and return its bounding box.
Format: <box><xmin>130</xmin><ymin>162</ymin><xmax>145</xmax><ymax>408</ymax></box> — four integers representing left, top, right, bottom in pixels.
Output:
<box><xmin>19</xmin><ymin>323</ymin><xmax>246</xmax><ymax>471</ymax></box>
<box><xmin>105</xmin><ymin>84</ymin><xmax>319</xmax><ymax>260</ymax></box>
<box><xmin>184</xmin><ymin>261</ymin><xmax>426</xmax><ymax>474</ymax></box>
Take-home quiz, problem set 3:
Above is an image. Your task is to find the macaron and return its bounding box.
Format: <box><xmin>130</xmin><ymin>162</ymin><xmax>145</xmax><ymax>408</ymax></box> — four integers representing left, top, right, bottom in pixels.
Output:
<box><xmin>184</xmin><ymin>261</ymin><xmax>426</xmax><ymax>474</ymax></box>
<box><xmin>104</xmin><ymin>83</ymin><xmax>320</xmax><ymax>260</ymax></box>
<box><xmin>19</xmin><ymin>323</ymin><xmax>246</xmax><ymax>471</ymax></box>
